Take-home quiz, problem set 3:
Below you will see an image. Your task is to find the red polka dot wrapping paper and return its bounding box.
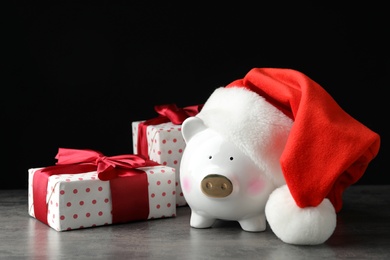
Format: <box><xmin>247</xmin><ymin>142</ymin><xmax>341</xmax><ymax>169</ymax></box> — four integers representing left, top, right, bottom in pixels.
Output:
<box><xmin>132</xmin><ymin>121</ymin><xmax>187</xmax><ymax>207</ymax></box>
<box><xmin>28</xmin><ymin>165</ymin><xmax>176</xmax><ymax>231</ymax></box>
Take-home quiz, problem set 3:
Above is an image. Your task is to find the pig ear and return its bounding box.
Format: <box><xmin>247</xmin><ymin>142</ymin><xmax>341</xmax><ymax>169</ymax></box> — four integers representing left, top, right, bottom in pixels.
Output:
<box><xmin>181</xmin><ymin>116</ymin><xmax>207</xmax><ymax>143</ymax></box>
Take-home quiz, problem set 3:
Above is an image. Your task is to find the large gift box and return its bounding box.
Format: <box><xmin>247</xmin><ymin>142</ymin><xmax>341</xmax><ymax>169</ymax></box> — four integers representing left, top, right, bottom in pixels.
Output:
<box><xmin>28</xmin><ymin>148</ymin><xmax>176</xmax><ymax>231</ymax></box>
<box><xmin>132</xmin><ymin>103</ymin><xmax>203</xmax><ymax>207</ymax></box>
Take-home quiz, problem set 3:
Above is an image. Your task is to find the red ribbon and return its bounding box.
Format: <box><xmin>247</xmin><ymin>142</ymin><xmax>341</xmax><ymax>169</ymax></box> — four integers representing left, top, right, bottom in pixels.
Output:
<box><xmin>33</xmin><ymin>148</ymin><xmax>159</xmax><ymax>226</ymax></box>
<box><xmin>136</xmin><ymin>103</ymin><xmax>203</xmax><ymax>157</ymax></box>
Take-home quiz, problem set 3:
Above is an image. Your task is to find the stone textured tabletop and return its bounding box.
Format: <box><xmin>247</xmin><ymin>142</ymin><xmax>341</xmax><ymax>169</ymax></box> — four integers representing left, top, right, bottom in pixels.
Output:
<box><xmin>1</xmin><ymin>185</ymin><xmax>390</xmax><ymax>259</ymax></box>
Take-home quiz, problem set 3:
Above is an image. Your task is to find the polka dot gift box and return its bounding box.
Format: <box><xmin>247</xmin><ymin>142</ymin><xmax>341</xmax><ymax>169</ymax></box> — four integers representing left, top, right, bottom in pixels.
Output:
<box><xmin>132</xmin><ymin>104</ymin><xmax>203</xmax><ymax>207</ymax></box>
<box><xmin>28</xmin><ymin>148</ymin><xmax>176</xmax><ymax>231</ymax></box>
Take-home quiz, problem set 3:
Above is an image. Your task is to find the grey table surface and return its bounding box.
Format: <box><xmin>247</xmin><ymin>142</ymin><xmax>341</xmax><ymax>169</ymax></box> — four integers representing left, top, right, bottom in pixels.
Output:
<box><xmin>1</xmin><ymin>185</ymin><xmax>390</xmax><ymax>259</ymax></box>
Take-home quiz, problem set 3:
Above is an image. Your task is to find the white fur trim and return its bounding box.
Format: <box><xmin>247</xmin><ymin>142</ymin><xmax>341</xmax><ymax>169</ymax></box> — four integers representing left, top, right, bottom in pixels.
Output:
<box><xmin>265</xmin><ymin>185</ymin><xmax>337</xmax><ymax>245</ymax></box>
<box><xmin>196</xmin><ymin>87</ymin><xmax>293</xmax><ymax>186</ymax></box>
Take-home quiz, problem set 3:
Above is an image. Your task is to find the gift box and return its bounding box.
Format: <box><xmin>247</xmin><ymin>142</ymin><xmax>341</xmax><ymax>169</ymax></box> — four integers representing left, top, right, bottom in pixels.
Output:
<box><xmin>28</xmin><ymin>148</ymin><xmax>176</xmax><ymax>231</ymax></box>
<box><xmin>132</xmin><ymin>103</ymin><xmax>203</xmax><ymax>207</ymax></box>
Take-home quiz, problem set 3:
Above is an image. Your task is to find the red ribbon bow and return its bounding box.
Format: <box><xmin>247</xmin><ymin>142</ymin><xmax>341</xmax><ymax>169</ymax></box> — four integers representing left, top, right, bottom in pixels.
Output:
<box><xmin>55</xmin><ymin>148</ymin><xmax>156</xmax><ymax>181</ymax></box>
<box><xmin>153</xmin><ymin>103</ymin><xmax>204</xmax><ymax>125</ymax></box>
<box><xmin>137</xmin><ymin>103</ymin><xmax>203</xmax><ymax>157</ymax></box>
<box><xmin>33</xmin><ymin>148</ymin><xmax>158</xmax><ymax>226</ymax></box>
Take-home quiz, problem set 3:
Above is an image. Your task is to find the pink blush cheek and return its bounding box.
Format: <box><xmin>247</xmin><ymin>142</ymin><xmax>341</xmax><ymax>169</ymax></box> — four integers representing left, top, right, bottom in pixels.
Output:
<box><xmin>181</xmin><ymin>176</ymin><xmax>192</xmax><ymax>193</ymax></box>
<box><xmin>247</xmin><ymin>178</ymin><xmax>265</xmax><ymax>196</ymax></box>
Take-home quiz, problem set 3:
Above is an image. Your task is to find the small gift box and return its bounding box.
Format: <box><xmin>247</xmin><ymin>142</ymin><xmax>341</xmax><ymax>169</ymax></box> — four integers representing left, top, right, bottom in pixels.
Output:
<box><xmin>28</xmin><ymin>148</ymin><xmax>176</xmax><ymax>231</ymax></box>
<box><xmin>132</xmin><ymin>103</ymin><xmax>203</xmax><ymax>207</ymax></box>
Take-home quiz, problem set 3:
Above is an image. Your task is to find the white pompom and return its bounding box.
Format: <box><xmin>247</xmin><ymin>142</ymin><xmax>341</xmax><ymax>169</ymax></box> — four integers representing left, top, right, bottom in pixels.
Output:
<box><xmin>265</xmin><ymin>185</ymin><xmax>336</xmax><ymax>245</ymax></box>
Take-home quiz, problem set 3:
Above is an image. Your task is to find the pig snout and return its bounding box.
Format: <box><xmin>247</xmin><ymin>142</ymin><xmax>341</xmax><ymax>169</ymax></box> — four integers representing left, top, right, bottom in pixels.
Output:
<box><xmin>201</xmin><ymin>174</ymin><xmax>233</xmax><ymax>198</ymax></box>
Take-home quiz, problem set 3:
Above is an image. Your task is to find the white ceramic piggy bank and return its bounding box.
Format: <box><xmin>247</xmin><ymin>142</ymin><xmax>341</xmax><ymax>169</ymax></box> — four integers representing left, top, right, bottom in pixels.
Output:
<box><xmin>180</xmin><ymin>116</ymin><xmax>278</xmax><ymax>232</ymax></box>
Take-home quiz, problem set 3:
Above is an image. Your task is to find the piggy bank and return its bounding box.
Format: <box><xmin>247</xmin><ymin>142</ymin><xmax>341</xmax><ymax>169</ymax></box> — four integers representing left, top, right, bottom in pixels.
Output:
<box><xmin>180</xmin><ymin>116</ymin><xmax>281</xmax><ymax>232</ymax></box>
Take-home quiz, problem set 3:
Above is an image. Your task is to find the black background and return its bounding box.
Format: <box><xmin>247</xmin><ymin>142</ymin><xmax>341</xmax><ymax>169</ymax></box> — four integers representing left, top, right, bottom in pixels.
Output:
<box><xmin>4</xmin><ymin>2</ymin><xmax>388</xmax><ymax>189</ymax></box>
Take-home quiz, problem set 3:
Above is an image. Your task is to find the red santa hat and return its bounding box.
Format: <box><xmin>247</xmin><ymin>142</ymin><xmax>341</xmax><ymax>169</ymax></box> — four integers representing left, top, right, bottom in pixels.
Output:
<box><xmin>195</xmin><ymin>68</ymin><xmax>380</xmax><ymax>245</ymax></box>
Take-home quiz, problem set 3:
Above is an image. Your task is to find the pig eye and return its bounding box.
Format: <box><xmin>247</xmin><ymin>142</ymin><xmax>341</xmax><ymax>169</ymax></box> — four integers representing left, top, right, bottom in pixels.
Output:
<box><xmin>230</xmin><ymin>157</ymin><xmax>234</xmax><ymax>161</ymax></box>
<box><xmin>208</xmin><ymin>156</ymin><xmax>212</xmax><ymax>159</ymax></box>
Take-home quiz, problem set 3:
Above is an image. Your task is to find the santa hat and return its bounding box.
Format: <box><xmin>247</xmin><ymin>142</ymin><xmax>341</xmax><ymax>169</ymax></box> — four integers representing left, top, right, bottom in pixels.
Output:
<box><xmin>195</xmin><ymin>68</ymin><xmax>380</xmax><ymax>245</ymax></box>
